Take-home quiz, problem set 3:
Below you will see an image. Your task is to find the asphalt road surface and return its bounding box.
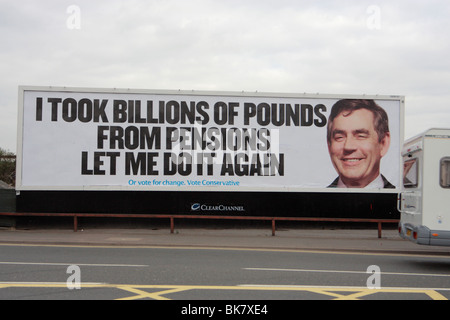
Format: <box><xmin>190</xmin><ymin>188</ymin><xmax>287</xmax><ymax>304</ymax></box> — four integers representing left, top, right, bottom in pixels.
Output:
<box><xmin>1</xmin><ymin>243</ymin><xmax>449</xmax><ymax>302</ymax></box>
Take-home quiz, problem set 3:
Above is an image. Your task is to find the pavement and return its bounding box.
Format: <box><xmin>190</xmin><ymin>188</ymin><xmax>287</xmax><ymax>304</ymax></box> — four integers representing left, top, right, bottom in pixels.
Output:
<box><xmin>1</xmin><ymin>222</ymin><xmax>450</xmax><ymax>256</ymax></box>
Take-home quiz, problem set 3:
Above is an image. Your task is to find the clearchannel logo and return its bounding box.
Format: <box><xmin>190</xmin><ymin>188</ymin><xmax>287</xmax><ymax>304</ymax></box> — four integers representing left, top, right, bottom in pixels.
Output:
<box><xmin>190</xmin><ymin>203</ymin><xmax>245</xmax><ymax>212</ymax></box>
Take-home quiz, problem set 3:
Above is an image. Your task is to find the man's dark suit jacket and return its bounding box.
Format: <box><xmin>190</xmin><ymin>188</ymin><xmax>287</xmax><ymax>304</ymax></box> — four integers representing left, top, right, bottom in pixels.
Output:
<box><xmin>328</xmin><ymin>175</ymin><xmax>395</xmax><ymax>189</ymax></box>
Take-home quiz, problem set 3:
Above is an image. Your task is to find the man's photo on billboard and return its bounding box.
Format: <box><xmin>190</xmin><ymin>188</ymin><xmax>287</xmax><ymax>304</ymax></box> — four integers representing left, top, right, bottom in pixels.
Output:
<box><xmin>326</xmin><ymin>99</ymin><xmax>395</xmax><ymax>189</ymax></box>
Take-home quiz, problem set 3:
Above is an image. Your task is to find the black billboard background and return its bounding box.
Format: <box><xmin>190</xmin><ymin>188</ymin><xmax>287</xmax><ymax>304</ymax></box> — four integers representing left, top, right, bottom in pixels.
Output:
<box><xmin>16</xmin><ymin>190</ymin><xmax>398</xmax><ymax>220</ymax></box>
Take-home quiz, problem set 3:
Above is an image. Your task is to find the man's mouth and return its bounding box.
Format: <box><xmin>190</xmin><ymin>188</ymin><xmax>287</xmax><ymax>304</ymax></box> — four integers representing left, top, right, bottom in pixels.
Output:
<box><xmin>342</xmin><ymin>158</ymin><xmax>364</xmax><ymax>163</ymax></box>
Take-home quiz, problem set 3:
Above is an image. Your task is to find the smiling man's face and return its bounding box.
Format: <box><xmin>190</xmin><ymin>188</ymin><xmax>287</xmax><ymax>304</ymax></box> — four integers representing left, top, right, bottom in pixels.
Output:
<box><xmin>328</xmin><ymin>108</ymin><xmax>390</xmax><ymax>188</ymax></box>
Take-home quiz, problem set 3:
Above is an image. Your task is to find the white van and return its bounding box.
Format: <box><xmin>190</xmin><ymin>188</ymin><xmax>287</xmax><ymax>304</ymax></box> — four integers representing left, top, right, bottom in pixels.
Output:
<box><xmin>398</xmin><ymin>128</ymin><xmax>450</xmax><ymax>246</ymax></box>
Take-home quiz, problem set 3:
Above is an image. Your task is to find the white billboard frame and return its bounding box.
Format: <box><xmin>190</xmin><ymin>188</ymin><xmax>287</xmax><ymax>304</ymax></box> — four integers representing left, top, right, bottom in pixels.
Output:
<box><xmin>16</xmin><ymin>86</ymin><xmax>405</xmax><ymax>193</ymax></box>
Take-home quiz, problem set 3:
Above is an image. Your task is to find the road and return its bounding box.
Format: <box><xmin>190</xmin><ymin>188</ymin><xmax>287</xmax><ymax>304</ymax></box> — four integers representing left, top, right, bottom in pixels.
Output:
<box><xmin>0</xmin><ymin>243</ymin><xmax>449</xmax><ymax>302</ymax></box>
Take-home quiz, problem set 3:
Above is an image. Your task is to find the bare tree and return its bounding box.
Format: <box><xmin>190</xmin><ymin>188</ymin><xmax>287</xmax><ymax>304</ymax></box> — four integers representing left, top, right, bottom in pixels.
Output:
<box><xmin>0</xmin><ymin>148</ymin><xmax>15</xmax><ymax>187</ymax></box>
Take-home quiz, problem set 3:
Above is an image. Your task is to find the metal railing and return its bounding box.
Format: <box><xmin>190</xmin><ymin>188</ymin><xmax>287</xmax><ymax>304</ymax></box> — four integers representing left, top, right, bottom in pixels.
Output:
<box><xmin>0</xmin><ymin>212</ymin><xmax>398</xmax><ymax>238</ymax></box>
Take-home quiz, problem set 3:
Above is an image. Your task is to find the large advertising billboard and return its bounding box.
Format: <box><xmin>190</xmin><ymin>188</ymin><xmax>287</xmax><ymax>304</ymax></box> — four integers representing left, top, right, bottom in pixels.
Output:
<box><xmin>17</xmin><ymin>87</ymin><xmax>404</xmax><ymax>193</ymax></box>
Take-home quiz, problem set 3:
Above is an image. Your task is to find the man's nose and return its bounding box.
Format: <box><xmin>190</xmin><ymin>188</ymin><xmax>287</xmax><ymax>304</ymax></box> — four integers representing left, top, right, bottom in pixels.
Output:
<box><xmin>343</xmin><ymin>136</ymin><xmax>358</xmax><ymax>151</ymax></box>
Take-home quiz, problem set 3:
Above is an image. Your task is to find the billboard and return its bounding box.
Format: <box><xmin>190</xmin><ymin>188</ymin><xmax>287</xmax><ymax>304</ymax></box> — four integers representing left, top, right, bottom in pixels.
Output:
<box><xmin>16</xmin><ymin>87</ymin><xmax>404</xmax><ymax>193</ymax></box>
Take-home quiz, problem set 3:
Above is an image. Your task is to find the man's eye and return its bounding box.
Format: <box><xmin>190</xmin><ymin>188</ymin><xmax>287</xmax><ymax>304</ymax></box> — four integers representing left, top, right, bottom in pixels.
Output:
<box><xmin>334</xmin><ymin>135</ymin><xmax>344</xmax><ymax>141</ymax></box>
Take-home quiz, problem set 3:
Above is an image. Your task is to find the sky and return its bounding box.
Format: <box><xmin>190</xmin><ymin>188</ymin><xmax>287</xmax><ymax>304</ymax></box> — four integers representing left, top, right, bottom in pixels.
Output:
<box><xmin>1</xmin><ymin>0</ymin><xmax>450</xmax><ymax>153</ymax></box>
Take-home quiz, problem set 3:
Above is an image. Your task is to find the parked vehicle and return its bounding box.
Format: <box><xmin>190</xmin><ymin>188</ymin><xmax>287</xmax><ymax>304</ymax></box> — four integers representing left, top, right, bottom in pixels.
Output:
<box><xmin>398</xmin><ymin>128</ymin><xmax>450</xmax><ymax>246</ymax></box>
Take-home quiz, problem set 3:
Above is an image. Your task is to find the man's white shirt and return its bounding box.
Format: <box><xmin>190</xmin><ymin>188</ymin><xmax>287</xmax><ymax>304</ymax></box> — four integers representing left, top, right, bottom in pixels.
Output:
<box><xmin>336</xmin><ymin>174</ymin><xmax>385</xmax><ymax>188</ymax></box>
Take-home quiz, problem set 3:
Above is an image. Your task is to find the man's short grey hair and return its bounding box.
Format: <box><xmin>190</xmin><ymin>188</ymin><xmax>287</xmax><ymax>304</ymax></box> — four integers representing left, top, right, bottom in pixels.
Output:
<box><xmin>327</xmin><ymin>99</ymin><xmax>390</xmax><ymax>143</ymax></box>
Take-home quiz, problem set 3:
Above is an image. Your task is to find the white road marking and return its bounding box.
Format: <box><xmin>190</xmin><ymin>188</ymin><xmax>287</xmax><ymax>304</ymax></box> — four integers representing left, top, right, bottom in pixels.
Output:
<box><xmin>0</xmin><ymin>261</ymin><xmax>148</xmax><ymax>267</ymax></box>
<box><xmin>237</xmin><ymin>284</ymin><xmax>450</xmax><ymax>291</ymax></box>
<box><xmin>244</xmin><ymin>267</ymin><xmax>450</xmax><ymax>278</ymax></box>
